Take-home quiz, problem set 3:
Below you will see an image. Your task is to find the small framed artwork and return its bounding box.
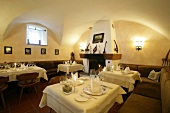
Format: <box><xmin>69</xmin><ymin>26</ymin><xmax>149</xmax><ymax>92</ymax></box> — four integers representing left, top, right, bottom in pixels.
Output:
<box><xmin>25</xmin><ymin>48</ymin><xmax>31</xmax><ymax>55</ymax></box>
<box><xmin>55</xmin><ymin>49</ymin><xmax>59</xmax><ymax>55</ymax></box>
<box><xmin>4</xmin><ymin>46</ymin><xmax>12</xmax><ymax>54</ymax></box>
<box><xmin>92</xmin><ymin>33</ymin><xmax>104</xmax><ymax>43</ymax></box>
<box><xmin>41</xmin><ymin>48</ymin><xmax>46</xmax><ymax>55</ymax></box>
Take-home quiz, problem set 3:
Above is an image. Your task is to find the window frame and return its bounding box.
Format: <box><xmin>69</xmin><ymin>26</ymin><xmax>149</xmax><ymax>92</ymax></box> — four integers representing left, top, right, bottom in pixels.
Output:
<box><xmin>26</xmin><ymin>24</ymin><xmax>48</xmax><ymax>46</ymax></box>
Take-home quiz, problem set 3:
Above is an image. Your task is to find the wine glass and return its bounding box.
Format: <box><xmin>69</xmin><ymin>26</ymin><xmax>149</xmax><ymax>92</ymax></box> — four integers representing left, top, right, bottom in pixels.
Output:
<box><xmin>90</xmin><ymin>69</ymin><xmax>96</xmax><ymax>78</ymax></box>
<box><xmin>99</xmin><ymin>75</ymin><xmax>105</xmax><ymax>84</ymax></box>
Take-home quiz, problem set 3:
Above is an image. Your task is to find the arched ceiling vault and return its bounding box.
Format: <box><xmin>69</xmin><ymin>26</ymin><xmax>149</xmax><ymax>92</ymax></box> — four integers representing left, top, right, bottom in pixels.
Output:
<box><xmin>1</xmin><ymin>0</ymin><xmax>170</xmax><ymax>46</ymax></box>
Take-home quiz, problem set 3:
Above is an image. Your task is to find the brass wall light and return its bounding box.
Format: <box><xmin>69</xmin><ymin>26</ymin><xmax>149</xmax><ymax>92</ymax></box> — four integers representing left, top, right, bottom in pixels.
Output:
<box><xmin>80</xmin><ymin>43</ymin><xmax>86</xmax><ymax>52</ymax></box>
<box><xmin>134</xmin><ymin>40</ymin><xmax>144</xmax><ymax>51</ymax></box>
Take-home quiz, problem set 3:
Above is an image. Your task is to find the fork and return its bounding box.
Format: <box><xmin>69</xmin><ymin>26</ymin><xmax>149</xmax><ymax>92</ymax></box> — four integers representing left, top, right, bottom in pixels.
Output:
<box><xmin>80</xmin><ymin>92</ymin><xmax>97</xmax><ymax>99</ymax></box>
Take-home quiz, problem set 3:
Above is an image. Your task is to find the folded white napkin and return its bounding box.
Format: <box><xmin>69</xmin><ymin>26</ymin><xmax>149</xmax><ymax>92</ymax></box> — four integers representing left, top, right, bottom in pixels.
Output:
<box><xmin>90</xmin><ymin>76</ymin><xmax>100</xmax><ymax>93</ymax></box>
<box><xmin>71</xmin><ymin>72</ymin><xmax>78</xmax><ymax>86</ymax></box>
<box><xmin>21</xmin><ymin>64</ymin><xmax>25</xmax><ymax>68</ymax></box>
<box><xmin>124</xmin><ymin>67</ymin><xmax>131</xmax><ymax>73</ymax></box>
<box><xmin>24</xmin><ymin>64</ymin><xmax>28</xmax><ymax>69</ymax></box>
<box><xmin>72</xmin><ymin>61</ymin><xmax>76</xmax><ymax>64</ymax></box>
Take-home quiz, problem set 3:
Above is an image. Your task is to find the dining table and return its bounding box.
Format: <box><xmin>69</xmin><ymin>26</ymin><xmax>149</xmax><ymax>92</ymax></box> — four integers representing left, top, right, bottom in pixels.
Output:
<box><xmin>57</xmin><ymin>64</ymin><xmax>84</xmax><ymax>74</ymax></box>
<box><xmin>39</xmin><ymin>78</ymin><xmax>126</xmax><ymax>113</ymax></box>
<box><xmin>0</xmin><ymin>66</ymin><xmax>48</xmax><ymax>81</ymax></box>
<box><xmin>99</xmin><ymin>70</ymin><xmax>142</xmax><ymax>92</ymax></box>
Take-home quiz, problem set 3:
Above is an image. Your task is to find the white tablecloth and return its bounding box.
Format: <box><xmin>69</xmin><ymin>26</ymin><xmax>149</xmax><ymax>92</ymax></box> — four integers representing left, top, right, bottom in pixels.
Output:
<box><xmin>39</xmin><ymin>80</ymin><xmax>126</xmax><ymax>113</ymax></box>
<box><xmin>99</xmin><ymin>70</ymin><xmax>142</xmax><ymax>92</ymax></box>
<box><xmin>0</xmin><ymin>66</ymin><xmax>48</xmax><ymax>81</ymax></box>
<box><xmin>57</xmin><ymin>64</ymin><xmax>84</xmax><ymax>74</ymax></box>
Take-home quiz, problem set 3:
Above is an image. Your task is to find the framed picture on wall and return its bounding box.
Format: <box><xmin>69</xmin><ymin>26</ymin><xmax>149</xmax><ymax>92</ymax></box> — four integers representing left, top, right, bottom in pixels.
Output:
<box><xmin>41</xmin><ymin>48</ymin><xmax>46</xmax><ymax>55</ymax></box>
<box><xmin>92</xmin><ymin>33</ymin><xmax>104</xmax><ymax>43</ymax></box>
<box><xmin>25</xmin><ymin>48</ymin><xmax>31</xmax><ymax>55</ymax></box>
<box><xmin>4</xmin><ymin>46</ymin><xmax>12</xmax><ymax>54</ymax></box>
<box><xmin>55</xmin><ymin>49</ymin><xmax>59</xmax><ymax>55</ymax></box>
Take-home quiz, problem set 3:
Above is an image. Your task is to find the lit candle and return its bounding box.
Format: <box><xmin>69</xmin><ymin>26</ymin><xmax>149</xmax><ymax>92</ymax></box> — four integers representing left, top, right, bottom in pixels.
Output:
<box><xmin>74</xmin><ymin>74</ymin><xmax>77</xmax><ymax>84</ymax></box>
<box><xmin>14</xmin><ymin>63</ymin><xmax>16</xmax><ymax>68</ymax></box>
<box><xmin>111</xmin><ymin>65</ymin><xmax>114</xmax><ymax>71</ymax></box>
<box><xmin>103</xmin><ymin>67</ymin><xmax>106</xmax><ymax>71</ymax></box>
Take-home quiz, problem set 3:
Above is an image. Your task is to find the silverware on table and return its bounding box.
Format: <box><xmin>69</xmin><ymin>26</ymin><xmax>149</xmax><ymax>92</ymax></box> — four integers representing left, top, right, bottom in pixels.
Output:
<box><xmin>101</xmin><ymin>85</ymin><xmax>113</xmax><ymax>89</ymax></box>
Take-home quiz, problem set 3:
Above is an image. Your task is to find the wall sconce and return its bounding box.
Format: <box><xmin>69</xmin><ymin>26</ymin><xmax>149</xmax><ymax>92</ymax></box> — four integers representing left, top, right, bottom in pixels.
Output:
<box><xmin>80</xmin><ymin>43</ymin><xmax>86</xmax><ymax>51</ymax></box>
<box><xmin>134</xmin><ymin>40</ymin><xmax>144</xmax><ymax>51</ymax></box>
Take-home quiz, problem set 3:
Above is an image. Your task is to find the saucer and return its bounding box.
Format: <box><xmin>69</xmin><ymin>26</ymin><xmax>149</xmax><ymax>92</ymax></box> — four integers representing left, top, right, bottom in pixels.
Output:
<box><xmin>79</xmin><ymin>76</ymin><xmax>90</xmax><ymax>80</ymax></box>
<box><xmin>77</xmin><ymin>80</ymin><xmax>84</xmax><ymax>85</ymax></box>
<box><xmin>75</xmin><ymin>95</ymin><xmax>88</xmax><ymax>102</ymax></box>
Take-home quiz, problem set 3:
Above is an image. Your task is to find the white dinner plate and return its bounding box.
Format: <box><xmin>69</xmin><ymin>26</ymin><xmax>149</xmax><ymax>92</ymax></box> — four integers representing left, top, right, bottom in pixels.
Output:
<box><xmin>83</xmin><ymin>86</ymin><xmax>107</xmax><ymax>96</ymax></box>
<box><xmin>77</xmin><ymin>80</ymin><xmax>84</xmax><ymax>86</ymax></box>
<box><xmin>79</xmin><ymin>76</ymin><xmax>90</xmax><ymax>80</ymax></box>
<box><xmin>74</xmin><ymin>95</ymin><xmax>88</xmax><ymax>102</ymax></box>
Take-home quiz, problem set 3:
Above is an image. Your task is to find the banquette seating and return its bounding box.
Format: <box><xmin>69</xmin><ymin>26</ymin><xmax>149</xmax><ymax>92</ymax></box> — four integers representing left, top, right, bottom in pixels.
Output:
<box><xmin>118</xmin><ymin>63</ymin><xmax>170</xmax><ymax>113</ymax></box>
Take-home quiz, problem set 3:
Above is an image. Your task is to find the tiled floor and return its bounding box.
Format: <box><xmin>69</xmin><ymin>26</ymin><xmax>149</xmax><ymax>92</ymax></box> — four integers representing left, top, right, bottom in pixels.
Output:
<box><xmin>0</xmin><ymin>78</ymin><xmax>123</xmax><ymax>113</ymax></box>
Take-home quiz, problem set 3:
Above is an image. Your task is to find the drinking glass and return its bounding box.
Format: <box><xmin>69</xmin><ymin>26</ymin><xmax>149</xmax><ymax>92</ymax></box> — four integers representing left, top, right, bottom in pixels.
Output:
<box><xmin>99</xmin><ymin>75</ymin><xmax>105</xmax><ymax>86</ymax></box>
<box><xmin>90</xmin><ymin>69</ymin><xmax>96</xmax><ymax>78</ymax></box>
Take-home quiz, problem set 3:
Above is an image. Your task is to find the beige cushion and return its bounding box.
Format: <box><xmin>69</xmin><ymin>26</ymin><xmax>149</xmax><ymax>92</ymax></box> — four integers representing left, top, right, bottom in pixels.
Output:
<box><xmin>133</xmin><ymin>82</ymin><xmax>161</xmax><ymax>100</ymax></box>
<box><xmin>148</xmin><ymin>70</ymin><xmax>161</xmax><ymax>82</ymax></box>
<box><xmin>160</xmin><ymin>68</ymin><xmax>167</xmax><ymax>82</ymax></box>
<box><xmin>141</xmin><ymin>77</ymin><xmax>159</xmax><ymax>84</ymax></box>
<box><xmin>161</xmin><ymin>76</ymin><xmax>170</xmax><ymax>113</ymax></box>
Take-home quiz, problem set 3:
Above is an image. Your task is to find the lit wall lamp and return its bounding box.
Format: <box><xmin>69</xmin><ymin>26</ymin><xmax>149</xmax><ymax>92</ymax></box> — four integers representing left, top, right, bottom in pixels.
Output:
<box><xmin>134</xmin><ymin>40</ymin><xmax>144</xmax><ymax>51</ymax></box>
<box><xmin>80</xmin><ymin>43</ymin><xmax>86</xmax><ymax>52</ymax></box>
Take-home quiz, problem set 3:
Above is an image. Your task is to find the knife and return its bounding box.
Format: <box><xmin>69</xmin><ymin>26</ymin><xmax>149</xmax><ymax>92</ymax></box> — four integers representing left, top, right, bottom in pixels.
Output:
<box><xmin>101</xmin><ymin>85</ymin><xmax>113</xmax><ymax>89</ymax></box>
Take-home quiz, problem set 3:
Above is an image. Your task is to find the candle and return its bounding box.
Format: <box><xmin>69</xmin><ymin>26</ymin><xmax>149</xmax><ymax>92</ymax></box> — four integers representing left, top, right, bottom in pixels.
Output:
<box><xmin>14</xmin><ymin>63</ymin><xmax>16</xmax><ymax>68</ymax></box>
<box><xmin>103</xmin><ymin>67</ymin><xmax>106</xmax><ymax>71</ymax></box>
<box><xmin>73</xmin><ymin>74</ymin><xmax>77</xmax><ymax>86</ymax></box>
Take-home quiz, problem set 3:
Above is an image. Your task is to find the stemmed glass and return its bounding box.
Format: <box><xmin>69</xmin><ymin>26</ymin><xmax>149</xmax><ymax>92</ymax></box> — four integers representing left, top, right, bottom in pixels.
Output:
<box><xmin>90</xmin><ymin>69</ymin><xmax>96</xmax><ymax>78</ymax></box>
<box><xmin>99</xmin><ymin>75</ymin><xmax>105</xmax><ymax>87</ymax></box>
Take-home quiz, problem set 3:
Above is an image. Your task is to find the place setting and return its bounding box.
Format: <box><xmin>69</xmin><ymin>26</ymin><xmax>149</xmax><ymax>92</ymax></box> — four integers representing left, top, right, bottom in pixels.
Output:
<box><xmin>75</xmin><ymin>75</ymin><xmax>109</xmax><ymax>102</ymax></box>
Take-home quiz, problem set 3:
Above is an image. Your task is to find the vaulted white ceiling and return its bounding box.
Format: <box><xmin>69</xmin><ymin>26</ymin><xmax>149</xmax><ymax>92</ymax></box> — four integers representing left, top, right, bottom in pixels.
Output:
<box><xmin>0</xmin><ymin>0</ymin><xmax>170</xmax><ymax>46</ymax></box>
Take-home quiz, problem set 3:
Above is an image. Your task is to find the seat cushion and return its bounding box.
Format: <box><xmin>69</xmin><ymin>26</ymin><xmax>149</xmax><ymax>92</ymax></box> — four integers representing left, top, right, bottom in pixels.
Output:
<box><xmin>141</xmin><ymin>77</ymin><xmax>159</xmax><ymax>84</ymax></box>
<box><xmin>133</xmin><ymin>82</ymin><xmax>161</xmax><ymax>100</ymax></box>
<box><xmin>118</xmin><ymin>93</ymin><xmax>161</xmax><ymax>113</ymax></box>
<box><xmin>18</xmin><ymin>79</ymin><xmax>37</xmax><ymax>88</ymax></box>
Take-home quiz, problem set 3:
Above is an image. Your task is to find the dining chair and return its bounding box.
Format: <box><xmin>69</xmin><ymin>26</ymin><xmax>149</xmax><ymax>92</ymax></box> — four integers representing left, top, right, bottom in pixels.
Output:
<box><xmin>16</xmin><ymin>72</ymin><xmax>39</xmax><ymax>103</ymax></box>
<box><xmin>0</xmin><ymin>76</ymin><xmax>9</xmax><ymax>109</ymax></box>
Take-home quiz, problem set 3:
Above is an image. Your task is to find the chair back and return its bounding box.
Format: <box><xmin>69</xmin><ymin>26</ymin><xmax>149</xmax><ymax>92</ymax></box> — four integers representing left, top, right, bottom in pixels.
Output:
<box><xmin>17</xmin><ymin>73</ymin><xmax>39</xmax><ymax>85</ymax></box>
<box><xmin>0</xmin><ymin>77</ymin><xmax>9</xmax><ymax>84</ymax></box>
<box><xmin>17</xmin><ymin>73</ymin><xmax>39</xmax><ymax>81</ymax></box>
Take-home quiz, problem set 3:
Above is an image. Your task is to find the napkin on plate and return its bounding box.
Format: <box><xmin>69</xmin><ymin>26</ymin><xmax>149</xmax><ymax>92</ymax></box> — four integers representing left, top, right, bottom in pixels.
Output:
<box><xmin>124</xmin><ymin>67</ymin><xmax>131</xmax><ymax>74</ymax></box>
<box><xmin>21</xmin><ymin>64</ymin><xmax>25</xmax><ymax>68</ymax></box>
<box><xmin>72</xmin><ymin>61</ymin><xmax>76</xmax><ymax>64</ymax></box>
<box><xmin>90</xmin><ymin>76</ymin><xmax>101</xmax><ymax>93</ymax></box>
<box><xmin>71</xmin><ymin>72</ymin><xmax>78</xmax><ymax>86</ymax></box>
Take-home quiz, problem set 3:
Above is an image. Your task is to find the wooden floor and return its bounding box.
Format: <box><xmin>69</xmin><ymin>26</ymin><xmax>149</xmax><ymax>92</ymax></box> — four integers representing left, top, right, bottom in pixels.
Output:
<box><xmin>0</xmin><ymin>78</ymin><xmax>124</xmax><ymax>113</ymax></box>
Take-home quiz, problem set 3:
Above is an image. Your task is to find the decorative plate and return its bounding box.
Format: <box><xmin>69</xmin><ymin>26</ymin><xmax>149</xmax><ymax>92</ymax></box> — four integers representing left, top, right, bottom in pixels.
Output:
<box><xmin>74</xmin><ymin>95</ymin><xmax>88</xmax><ymax>102</ymax></box>
<box><xmin>83</xmin><ymin>86</ymin><xmax>106</xmax><ymax>96</ymax></box>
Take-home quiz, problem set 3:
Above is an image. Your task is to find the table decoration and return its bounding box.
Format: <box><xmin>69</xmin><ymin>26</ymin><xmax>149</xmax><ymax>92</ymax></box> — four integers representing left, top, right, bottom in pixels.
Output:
<box><xmin>62</xmin><ymin>82</ymin><xmax>73</xmax><ymax>95</ymax></box>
